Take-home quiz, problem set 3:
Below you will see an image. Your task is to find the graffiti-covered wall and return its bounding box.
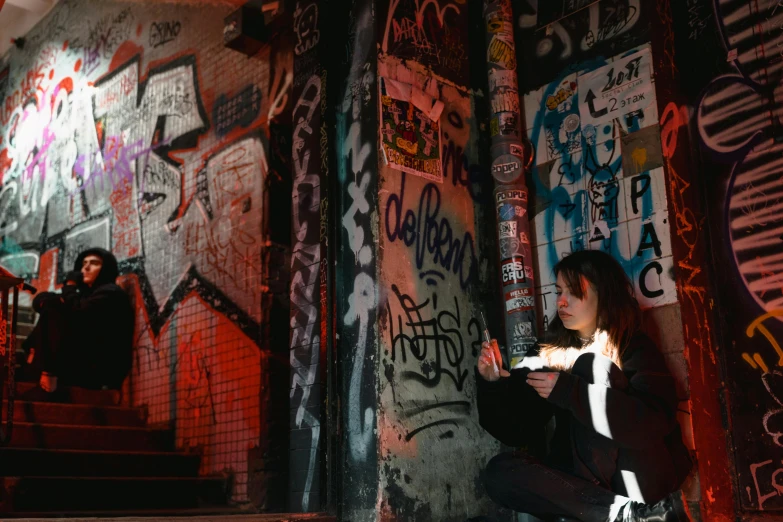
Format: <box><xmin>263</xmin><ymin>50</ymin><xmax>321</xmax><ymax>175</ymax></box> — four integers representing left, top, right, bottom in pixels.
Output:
<box><xmin>671</xmin><ymin>0</ymin><xmax>783</xmax><ymax>514</ymax></box>
<box><xmin>335</xmin><ymin>0</ymin><xmax>380</xmax><ymax>519</ymax></box>
<box><xmin>523</xmin><ymin>44</ymin><xmax>677</xmax><ymax>322</ymax></box>
<box><xmin>0</xmin><ymin>0</ymin><xmax>293</xmax><ymax>502</ymax></box>
<box><xmin>289</xmin><ymin>0</ymin><xmax>327</xmax><ymax>512</ymax></box>
<box><xmin>515</xmin><ymin>0</ymin><xmax>655</xmax><ymax>93</ymax></box>
<box><xmin>374</xmin><ymin>0</ymin><xmax>501</xmax><ymax>519</ymax></box>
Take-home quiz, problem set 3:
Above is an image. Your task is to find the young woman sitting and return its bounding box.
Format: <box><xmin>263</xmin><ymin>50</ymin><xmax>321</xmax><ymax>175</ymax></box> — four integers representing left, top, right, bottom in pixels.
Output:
<box><xmin>477</xmin><ymin>250</ymin><xmax>693</xmax><ymax>522</ymax></box>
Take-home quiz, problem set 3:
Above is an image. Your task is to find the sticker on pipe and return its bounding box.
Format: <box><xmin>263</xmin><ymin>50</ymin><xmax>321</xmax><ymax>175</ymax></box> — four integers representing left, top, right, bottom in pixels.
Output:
<box><xmin>500</xmin><ymin>238</ymin><xmax>521</xmax><ymax>258</ymax></box>
<box><xmin>498</xmin><ymin>221</ymin><xmax>517</xmax><ymax>239</ymax></box>
<box><xmin>512</xmin><ymin>321</ymin><xmax>534</xmax><ymax>339</ymax></box>
<box><xmin>491</xmin><ymin>154</ymin><xmax>522</xmax><ymax>184</ymax></box>
<box><xmin>498</xmin><ymin>203</ymin><xmax>527</xmax><ymax>220</ymax></box>
<box><xmin>505</xmin><ymin>287</ymin><xmax>535</xmax><ymax>313</ymax></box>
<box><xmin>496</xmin><ymin>188</ymin><xmax>528</xmax><ymax>204</ymax></box>
<box><xmin>501</xmin><ymin>257</ymin><xmax>530</xmax><ymax>286</ymax></box>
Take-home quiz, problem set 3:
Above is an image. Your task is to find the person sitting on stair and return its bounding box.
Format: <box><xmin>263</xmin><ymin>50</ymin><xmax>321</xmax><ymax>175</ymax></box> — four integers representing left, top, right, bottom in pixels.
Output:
<box><xmin>22</xmin><ymin>248</ymin><xmax>134</xmax><ymax>396</ymax></box>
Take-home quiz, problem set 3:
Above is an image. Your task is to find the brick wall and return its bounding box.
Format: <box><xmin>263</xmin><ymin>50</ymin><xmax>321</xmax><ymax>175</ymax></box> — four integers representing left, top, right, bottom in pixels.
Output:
<box><xmin>0</xmin><ymin>0</ymin><xmax>292</xmax><ymax>502</ymax></box>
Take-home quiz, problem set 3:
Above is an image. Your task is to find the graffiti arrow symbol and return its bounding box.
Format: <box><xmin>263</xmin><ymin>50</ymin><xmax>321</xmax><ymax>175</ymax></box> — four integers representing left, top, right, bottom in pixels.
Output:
<box><xmin>585</xmin><ymin>89</ymin><xmax>607</xmax><ymax>119</ymax></box>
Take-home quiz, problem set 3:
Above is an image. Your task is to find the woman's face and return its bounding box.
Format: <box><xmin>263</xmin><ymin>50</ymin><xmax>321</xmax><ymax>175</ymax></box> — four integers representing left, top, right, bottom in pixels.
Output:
<box><xmin>555</xmin><ymin>271</ymin><xmax>599</xmax><ymax>338</ymax></box>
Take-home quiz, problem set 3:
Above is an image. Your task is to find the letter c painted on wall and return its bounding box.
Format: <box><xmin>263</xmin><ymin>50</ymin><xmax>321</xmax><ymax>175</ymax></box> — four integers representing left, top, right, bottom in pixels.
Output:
<box><xmin>639</xmin><ymin>261</ymin><xmax>664</xmax><ymax>299</ymax></box>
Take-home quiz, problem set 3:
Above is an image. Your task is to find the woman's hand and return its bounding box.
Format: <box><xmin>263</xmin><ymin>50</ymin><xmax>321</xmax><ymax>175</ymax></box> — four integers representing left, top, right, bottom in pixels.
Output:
<box><xmin>477</xmin><ymin>339</ymin><xmax>510</xmax><ymax>382</ymax></box>
<box><xmin>527</xmin><ymin>372</ymin><xmax>560</xmax><ymax>399</ymax></box>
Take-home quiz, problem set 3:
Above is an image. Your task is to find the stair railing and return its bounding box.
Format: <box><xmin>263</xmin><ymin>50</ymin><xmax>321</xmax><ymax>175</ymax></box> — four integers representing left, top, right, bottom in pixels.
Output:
<box><xmin>0</xmin><ymin>266</ymin><xmax>36</xmax><ymax>447</ymax></box>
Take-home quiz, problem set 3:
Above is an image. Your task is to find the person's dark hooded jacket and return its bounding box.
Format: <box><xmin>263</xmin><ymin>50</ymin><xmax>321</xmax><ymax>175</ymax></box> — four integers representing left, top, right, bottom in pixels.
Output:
<box><xmin>32</xmin><ymin>248</ymin><xmax>133</xmax><ymax>389</ymax></box>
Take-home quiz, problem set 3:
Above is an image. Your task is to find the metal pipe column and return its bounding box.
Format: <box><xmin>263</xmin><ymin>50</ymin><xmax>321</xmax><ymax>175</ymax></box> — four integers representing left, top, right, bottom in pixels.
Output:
<box><xmin>483</xmin><ymin>0</ymin><xmax>536</xmax><ymax>368</ymax></box>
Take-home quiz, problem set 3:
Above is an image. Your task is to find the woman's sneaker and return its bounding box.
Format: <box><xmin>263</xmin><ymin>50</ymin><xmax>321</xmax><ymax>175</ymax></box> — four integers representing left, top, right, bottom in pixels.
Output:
<box><xmin>617</xmin><ymin>490</ymin><xmax>692</xmax><ymax>522</ymax></box>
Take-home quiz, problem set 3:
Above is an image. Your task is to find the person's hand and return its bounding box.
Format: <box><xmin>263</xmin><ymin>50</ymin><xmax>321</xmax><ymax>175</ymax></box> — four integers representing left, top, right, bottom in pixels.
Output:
<box><xmin>40</xmin><ymin>371</ymin><xmax>58</xmax><ymax>393</ymax></box>
<box><xmin>64</xmin><ymin>270</ymin><xmax>82</xmax><ymax>286</ymax></box>
<box><xmin>527</xmin><ymin>372</ymin><xmax>560</xmax><ymax>399</ymax></box>
<box><xmin>477</xmin><ymin>339</ymin><xmax>510</xmax><ymax>382</ymax></box>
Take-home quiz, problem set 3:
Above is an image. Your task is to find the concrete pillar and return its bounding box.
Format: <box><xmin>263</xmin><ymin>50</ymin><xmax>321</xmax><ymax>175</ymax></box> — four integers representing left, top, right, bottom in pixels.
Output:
<box><xmin>334</xmin><ymin>0</ymin><xmax>505</xmax><ymax>519</ymax></box>
<box><xmin>334</xmin><ymin>0</ymin><xmax>381</xmax><ymax>519</ymax></box>
<box><xmin>289</xmin><ymin>0</ymin><xmax>328</xmax><ymax>512</ymax></box>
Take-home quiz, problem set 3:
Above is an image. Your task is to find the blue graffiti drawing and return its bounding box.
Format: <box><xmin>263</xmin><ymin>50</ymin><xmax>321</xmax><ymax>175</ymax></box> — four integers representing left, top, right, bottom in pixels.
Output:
<box><xmin>385</xmin><ymin>172</ymin><xmax>478</xmax><ymax>290</ymax></box>
<box><xmin>526</xmin><ymin>49</ymin><xmax>667</xmax><ymax>305</ymax></box>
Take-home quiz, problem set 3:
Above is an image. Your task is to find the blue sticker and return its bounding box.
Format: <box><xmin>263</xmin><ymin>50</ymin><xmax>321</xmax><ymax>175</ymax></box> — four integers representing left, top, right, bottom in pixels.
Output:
<box><xmin>500</xmin><ymin>203</ymin><xmax>516</xmax><ymax>221</ymax></box>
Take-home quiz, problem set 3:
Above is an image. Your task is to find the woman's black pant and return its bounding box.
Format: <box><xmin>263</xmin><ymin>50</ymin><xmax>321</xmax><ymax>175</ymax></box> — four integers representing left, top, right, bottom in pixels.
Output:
<box><xmin>483</xmin><ymin>354</ymin><xmax>665</xmax><ymax>522</ymax></box>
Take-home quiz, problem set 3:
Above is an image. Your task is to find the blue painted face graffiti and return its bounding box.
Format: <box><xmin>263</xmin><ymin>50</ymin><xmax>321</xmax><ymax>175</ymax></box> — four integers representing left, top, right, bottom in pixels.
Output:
<box><xmin>525</xmin><ymin>46</ymin><xmax>675</xmax><ymax>319</ymax></box>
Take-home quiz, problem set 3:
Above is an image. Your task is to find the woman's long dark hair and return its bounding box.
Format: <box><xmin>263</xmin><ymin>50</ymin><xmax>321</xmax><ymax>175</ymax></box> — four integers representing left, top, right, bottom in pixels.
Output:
<box><xmin>539</xmin><ymin>250</ymin><xmax>641</xmax><ymax>369</ymax></box>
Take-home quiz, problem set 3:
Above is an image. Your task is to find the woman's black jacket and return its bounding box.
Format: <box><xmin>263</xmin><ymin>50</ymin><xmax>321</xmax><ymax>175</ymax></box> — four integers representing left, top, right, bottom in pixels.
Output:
<box><xmin>476</xmin><ymin>332</ymin><xmax>693</xmax><ymax>500</ymax></box>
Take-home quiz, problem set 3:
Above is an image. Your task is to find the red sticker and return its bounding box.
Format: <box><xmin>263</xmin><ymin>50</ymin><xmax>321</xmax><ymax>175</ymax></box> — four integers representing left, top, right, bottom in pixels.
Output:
<box><xmin>505</xmin><ymin>288</ymin><xmax>535</xmax><ymax>314</ymax></box>
<box><xmin>501</xmin><ymin>257</ymin><xmax>526</xmax><ymax>286</ymax></box>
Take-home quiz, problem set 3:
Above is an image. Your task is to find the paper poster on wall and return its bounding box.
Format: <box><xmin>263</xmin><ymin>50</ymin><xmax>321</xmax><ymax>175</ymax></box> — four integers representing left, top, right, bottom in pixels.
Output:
<box><xmin>380</xmin><ymin>77</ymin><xmax>444</xmax><ymax>183</ymax></box>
<box><xmin>577</xmin><ymin>47</ymin><xmax>653</xmax><ymax>129</ymax></box>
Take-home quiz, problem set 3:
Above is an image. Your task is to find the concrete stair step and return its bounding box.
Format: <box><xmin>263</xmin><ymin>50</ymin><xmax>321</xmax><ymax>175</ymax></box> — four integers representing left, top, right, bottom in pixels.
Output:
<box><xmin>0</xmin><ymin>476</ymin><xmax>230</xmax><ymax>512</ymax></box>
<box><xmin>13</xmin><ymin>332</ymin><xmax>32</xmax><ymax>358</ymax></box>
<box><xmin>6</xmin><ymin>422</ymin><xmax>173</xmax><ymax>451</ymax></box>
<box><xmin>12</xmin><ymin>323</ymin><xmax>34</xmax><ymax>337</ymax></box>
<box><xmin>10</xmin><ymin>305</ymin><xmax>37</xmax><ymax>356</ymax></box>
<box><xmin>8</xmin><ymin>314</ymin><xmax>35</xmax><ymax>327</ymax></box>
<box><xmin>5</xmin><ymin>400</ymin><xmax>145</xmax><ymax>427</ymax></box>
<box><xmin>0</xmin><ymin>447</ymin><xmax>201</xmax><ymax>477</ymax></box>
<box><xmin>14</xmin><ymin>306</ymin><xmax>35</xmax><ymax>322</ymax></box>
<box><xmin>14</xmin><ymin>381</ymin><xmax>121</xmax><ymax>406</ymax></box>
<box><xmin>1</xmin><ymin>509</ymin><xmax>337</xmax><ymax>520</ymax></box>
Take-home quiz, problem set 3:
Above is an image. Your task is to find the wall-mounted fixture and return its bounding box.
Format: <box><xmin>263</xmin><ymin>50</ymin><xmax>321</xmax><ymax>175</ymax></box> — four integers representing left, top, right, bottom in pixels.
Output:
<box><xmin>224</xmin><ymin>1</ymin><xmax>281</xmax><ymax>57</ymax></box>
